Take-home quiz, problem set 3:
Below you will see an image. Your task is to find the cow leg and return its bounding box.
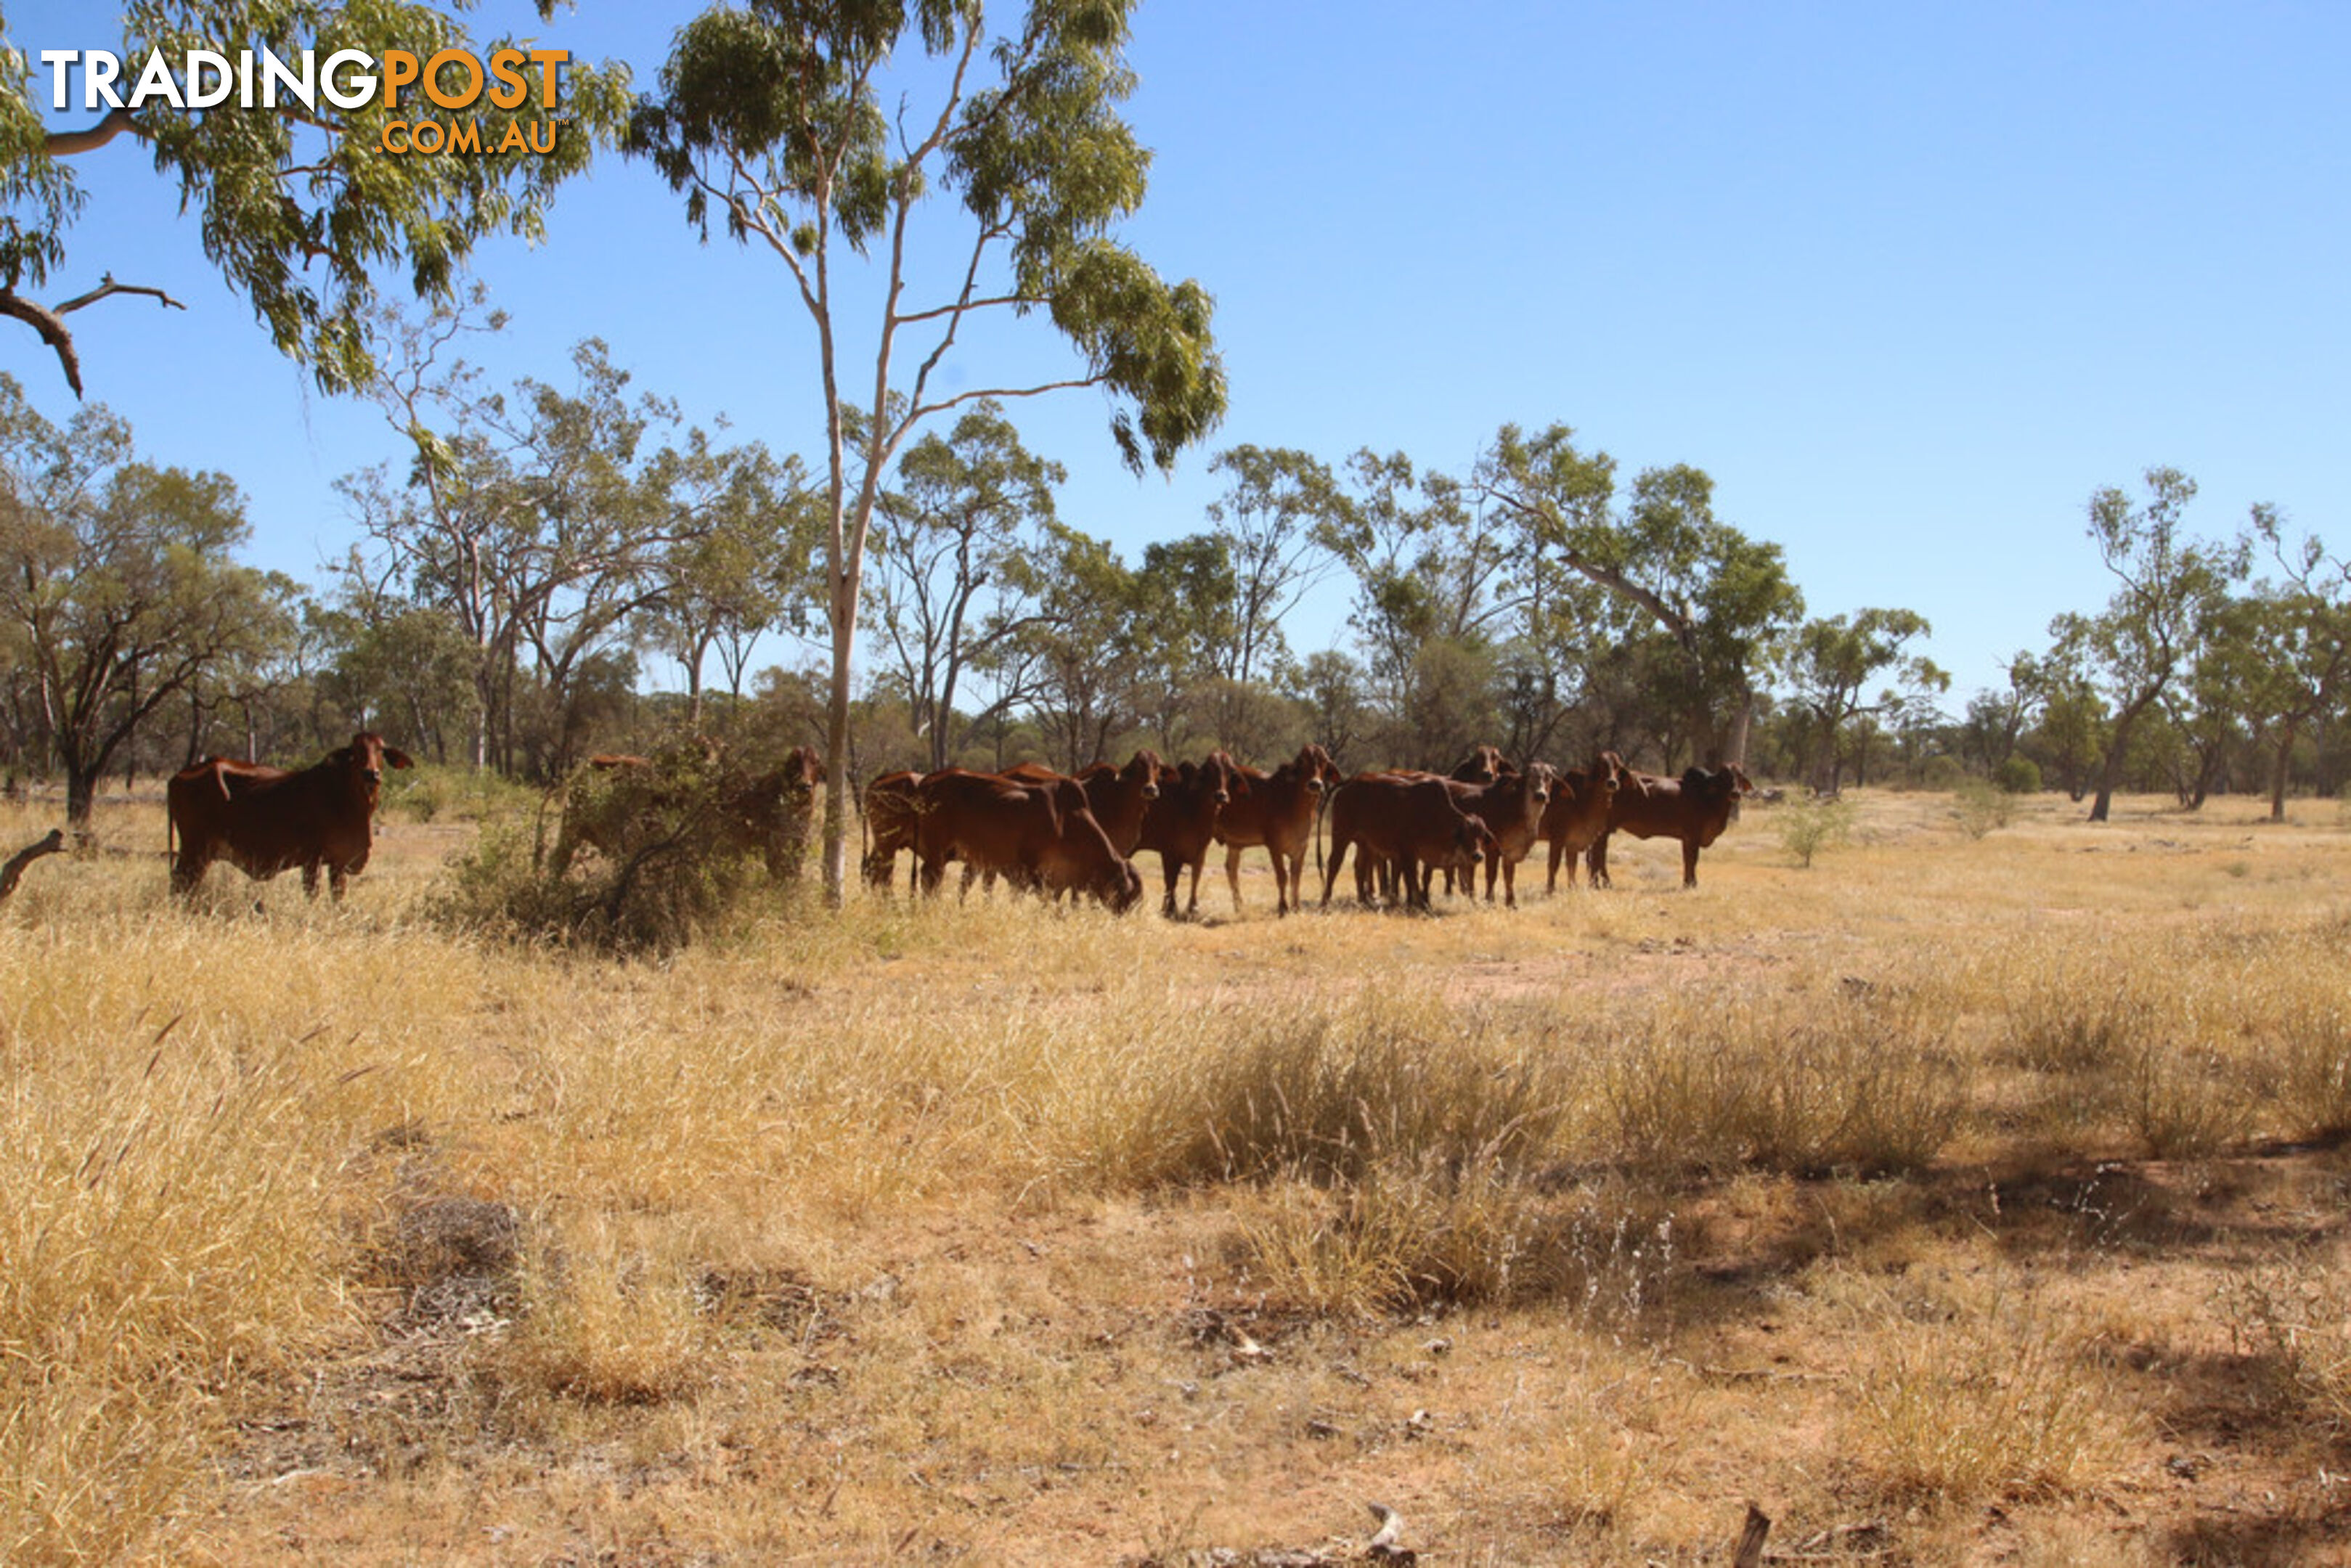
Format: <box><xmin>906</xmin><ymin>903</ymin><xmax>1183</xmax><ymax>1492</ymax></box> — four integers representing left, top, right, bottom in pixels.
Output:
<box><xmin>169</xmin><ymin>850</ymin><xmax>206</xmax><ymax>899</ymax></box>
<box><xmin>1546</xmin><ymin>837</ymin><xmax>1564</xmax><ymax>894</ymax></box>
<box><xmin>1503</xmin><ymin>857</ymin><xmax>1517</xmax><ymax>909</ymax></box>
<box><xmin>1682</xmin><ymin>838</ymin><xmax>1700</xmax><ymax>888</ymax></box>
<box><xmin>1159</xmin><ymin>854</ymin><xmax>1181</xmax><ymax>918</ymax></box>
<box><xmin>1588</xmin><ymin>834</ymin><xmax>1612</xmax><ymax>889</ymax></box>
<box><xmin>301</xmin><ymin>861</ymin><xmax>322</xmax><ymax>898</ymax></box>
<box><xmin>1224</xmin><ymin>844</ymin><xmax>1247</xmax><ymax>911</ymax></box>
<box><xmin>1274</xmin><ymin>846</ymin><xmax>1296</xmax><ymax>917</ymax></box>
<box><xmin>1319</xmin><ymin>834</ymin><xmax>1349</xmax><ymax>910</ymax></box>
<box><xmin>1184</xmin><ymin>857</ymin><xmax>1204</xmax><ymax>918</ymax></box>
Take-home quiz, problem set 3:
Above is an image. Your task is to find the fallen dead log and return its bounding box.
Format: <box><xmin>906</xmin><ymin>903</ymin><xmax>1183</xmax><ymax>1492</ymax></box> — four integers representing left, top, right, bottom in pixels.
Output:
<box><xmin>0</xmin><ymin>828</ymin><xmax>66</xmax><ymax>905</ymax></box>
<box><xmin>1732</xmin><ymin>1501</ymin><xmax>1772</xmax><ymax>1568</ymax></box>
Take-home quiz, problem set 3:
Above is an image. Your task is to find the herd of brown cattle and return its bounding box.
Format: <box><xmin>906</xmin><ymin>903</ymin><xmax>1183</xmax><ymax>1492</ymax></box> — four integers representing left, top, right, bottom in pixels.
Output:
<box><xmin>860</xmin><ymin>745</ymin><xmax>1756</xmax><ymax>916</ymax></box>
<box><xmin>158</xmin><ymin>730</ymin><xmax>1753</xmax><ymax>910</ymax></box>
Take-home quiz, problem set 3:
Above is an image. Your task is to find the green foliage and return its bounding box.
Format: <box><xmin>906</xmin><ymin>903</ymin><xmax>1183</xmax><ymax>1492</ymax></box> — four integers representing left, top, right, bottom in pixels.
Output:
<box><xmin>1777</xmin><ymin>793</ymin><xmax>1855</xmax><ymax>868</ymax></box>
<box><xmin>2</xmin><ymin>1</ymin><xmax>634</xmax><ymax>395</ymax></box>
<box><xmin>1995</xmin><ymin>755</ymin><xmax>2042</xmax><ymax>794</ymax></box>
<box><xmin>1917</xmin><ymin>755</ymin><xmax>1965</xmax><ymax>791</ymax></box>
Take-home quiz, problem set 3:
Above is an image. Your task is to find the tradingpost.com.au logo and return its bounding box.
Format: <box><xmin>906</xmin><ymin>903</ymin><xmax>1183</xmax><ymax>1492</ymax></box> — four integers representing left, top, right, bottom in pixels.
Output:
<box><xmin>39</xmin><ymin>45</ymin><xmax>574</xmax><ymax>155</ymax></box>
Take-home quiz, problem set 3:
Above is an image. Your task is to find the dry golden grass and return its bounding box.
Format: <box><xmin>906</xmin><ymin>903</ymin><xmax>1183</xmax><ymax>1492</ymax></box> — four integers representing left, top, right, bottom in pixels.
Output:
<box><xmin>4</xmin><ymin>783</ymin><xmax>2351</xmax><ymax>1564</ymax></box>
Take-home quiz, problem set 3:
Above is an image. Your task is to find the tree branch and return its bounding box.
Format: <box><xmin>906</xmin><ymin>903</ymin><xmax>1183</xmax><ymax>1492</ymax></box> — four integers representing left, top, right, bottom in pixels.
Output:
<box><xmin>55</xmin><ymin>274</ymin><xmax>190</xmax><ymax>317</ymax></box>
<box><xmin>1</xmin><ymin>274</ymin><xmax>190</xmax><ymax>398</ymax></box>
<box><xmin>44</xmin><ymin>106</ymin><xmax>144</xmax><ymax>156</ymax></box>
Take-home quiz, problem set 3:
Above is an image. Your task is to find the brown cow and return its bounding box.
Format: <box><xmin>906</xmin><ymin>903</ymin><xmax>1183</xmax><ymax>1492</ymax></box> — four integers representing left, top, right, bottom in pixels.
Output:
<box><xmin>1370</xmin><ymin>763</ymin><xmax>1552</xmax><ymax>904</ymax></box>
<box><xmin>913</xmin><ymin>769</ymin><xmax>1142</xmax><ymax>912</ymax></box>
<box><xmin>1320</xmin><ymin>773</ymin><xmax>1494</xmax><ymax>912</ymax></box>
<box><xmin>1541</xmin><ymin>751</ymin><xmax>1639</xmax><ymax>893</ymax></box>
<box><xmin>1135</xmin><ymin>751</ymin><xmax>1237</xmax><ymax>918</ymax></box>
<box><xmin>1450</xmin><ymin>762</ymin><xmax>1557</xmax><ymax>907</ymax></box>
<box><xmin>1001</xmin><ymin>750</ymin><xmax>1162</xmax><ymax>857</ymax></box>
<box><xmin>1448</xmin><ymin>745</ymin><xmax>1515</xmax><ymax>785</ymax></box>
<box><xmin>167</xmin><ymin>731</ymin><xmax>414</xmax><ymax>899</ymax></box>
<box><xmin>861</xmin><ymin>769</ymin><xmax>925</xmax><ymax>891</ymax></box>
<box><xmin>1215</xmin><ymin>743</ymin><xmax>1340</xmax><ymax>916</ymax></box>
<box><xmin>1587</xmin><ymin>764</ymin><xmax>1753</xmax><ymax>888</ymax></box>
<box><xmin>550</xmin><ymin>744</ymin><xmax>821</xmax><ymax>883</ymax></box>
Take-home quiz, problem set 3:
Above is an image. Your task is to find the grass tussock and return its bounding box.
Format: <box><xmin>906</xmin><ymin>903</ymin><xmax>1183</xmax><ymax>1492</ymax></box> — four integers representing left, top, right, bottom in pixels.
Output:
<box><xmin>1600</xmin><ymin>988</ymin><xmax>1968</xmax><ymax>1175</ymax></box>
<box><xmin>1837</xmin><ymin>1270</ymin><xmax>2127</xmax><ymax>1505</ymax></box>
<box><xmin>1043</xmin><ymin>994</ymin><xmax>1570</xmax><ymax>1191</ymax></box>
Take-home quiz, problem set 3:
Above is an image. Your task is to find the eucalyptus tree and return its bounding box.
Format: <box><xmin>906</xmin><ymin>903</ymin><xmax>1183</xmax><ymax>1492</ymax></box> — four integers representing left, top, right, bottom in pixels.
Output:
<box><xmin>865</xmin><ymin>399</ymin><xmax>1062</xmax><ymax>771</ymax></box>
<box><xmin>631</xmin><ymin>0</ymin><xmax>1227</xmax><ymax>901</ymax></box>
<box><xmin>1480</xmin><ymin>422</ymin><xmax>1804</xmax><ymax>766</ymax></box>
<box><xmin>1960</xmin><ymin>652</ymin><xmax>2045</xmax><ymax>775</ymax></box>
<box><xmin>2063</xmin><ymin>467</ymin><xmax>2247</xmax><ymax>822</ymax></box>
<box><xmin>1782</xmin><ymin>608</ymin><xmax>1947</xmax><ymax>792</ymax></box>
<box><xmin>1318</xmin><ymin>448</ymin><xmax>1522</xmax><ymax>759</ymax></box>
<box><xmin>0</xmin><ymin>375</ymin><xmax>290</xmax><ymax>822</ymax></box>
<box><xmin>2240</xmin><ymin>504</ymin><xmax>2351</xmax><ymax>820</ymax></box>
<box><xmin>346</xmin><ymin>317</ymin><xmax>790</xmax><ymax>775</ymax></box>
<box><xmin>1005</xmin><ymin>521</ymin><xmax>1145</xmax><ymax>772</ymax></box>
<box><xmin>1</xmin><ymin>1</ymin><xmax>629</xmax><ymax>395</ymax></box>
<box><xmin>646</xmin><ymin>438</ymin><xmax>817</xmax><ymax>724</ymax></box>
<box><xmin>1200</xmin><ymin>444</ymin><xmax>1342</xmax><ymax>685</ymax></box>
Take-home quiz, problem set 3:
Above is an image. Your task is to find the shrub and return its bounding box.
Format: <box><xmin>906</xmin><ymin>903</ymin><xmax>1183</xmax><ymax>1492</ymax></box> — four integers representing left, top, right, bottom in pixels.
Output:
<box><xmin>1995</xmin><ymin>756</ymin><xmax>2042</xmax><ymax>795</ymax></box>
<box><xmin>426</xmin><ymin>745</ymin><xmax>793</xmax><ymax>955</ymax></box>
<box><xmin>382</xmin><ymin>762</ymin><xmax>537</xmax><ymax>825</ymax></box>
<box><xmin>1952</xmin><ymin>777</ymin><xmax>2013</xmax><ymax>839</ymax></box>
<box><xmin>1916</xmin><ymin>755</ymin><xmax>1966</xmax><ymax>791</ymax></box>
<box><xmin>1778</xmin><ymin>794</ymin><xmax>1855</xmax><ymax>868</ymax></box>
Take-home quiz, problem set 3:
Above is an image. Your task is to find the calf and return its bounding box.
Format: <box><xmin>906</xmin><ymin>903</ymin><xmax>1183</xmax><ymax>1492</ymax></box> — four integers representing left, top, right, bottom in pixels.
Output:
<box><xmin>167</xmin><ymin>731</ymin><xmax>414</xmax><ymax>900</ymax></box>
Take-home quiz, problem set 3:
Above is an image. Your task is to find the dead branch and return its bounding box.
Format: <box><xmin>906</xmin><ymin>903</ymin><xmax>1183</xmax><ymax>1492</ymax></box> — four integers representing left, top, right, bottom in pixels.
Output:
<box><xmin>0</xmin><ymin>290</ymin><xmax>83</xmax><ymax>396</ymax></box>
<box><xmin>55</xmin><ymin>274</ymin><xmax>190</xmax><ymax>317</ymax></box>
<box><xmin>0</xmin><ymin>829</ymin><xmax>67</xmax><ymax>905</ymax></box>
<box><xmin>1</xmin><ymin>274</ymin><xmax>188</xmax><ymax>398</ymax></box>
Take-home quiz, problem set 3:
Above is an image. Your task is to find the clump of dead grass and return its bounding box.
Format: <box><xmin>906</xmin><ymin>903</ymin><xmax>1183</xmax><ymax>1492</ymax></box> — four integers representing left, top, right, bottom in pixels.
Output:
<box><xmin>1600</xmin><ymin>988</ymin><xmax>1967</xmax><ymax>1175</ymax></box>
<box><xmin>1835</xmin><ymin>1269</ymin><xmax>2128</xmax><ymax>1505</ymax></box>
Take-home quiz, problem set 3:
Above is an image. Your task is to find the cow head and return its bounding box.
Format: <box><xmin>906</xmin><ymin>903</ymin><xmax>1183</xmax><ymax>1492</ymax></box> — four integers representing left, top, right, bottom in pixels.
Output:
<box><xmin>1199</xmin><ymin>751</ymin><xmax>1236</xmax><ymax>806</ymax></box>
<box><xmin>1206</xmin><ymin>750</ymin><xmax>1247</xmax><ymax>800</ymax></box>
<box><xmin>1300</xmin><ymin>743</ymin><xmax>1340</xmax><ymax>793</ymax></box>
<box><xmin>1523</xmin><ymin>761</ymin><xmax>1557</xmax><ymax>807</ymax></box>
<box><xmin>782</xmin><ymin>746</ymin><xmax>824</xmax><ymax>791</ymax></box>
<box><xmin>342</xmin><ymin>732</ymin><xmax>413</xmax><ymax>794</ymax></box>
<box><xmin>1451</xmin><ymin>745</ymin><xmax>1519</xmax><ymax>785</ymax></box>
<box><xmin>1453</xmin><ymin>813</ymin><xmax>1499</xmax><ymax>873</ymax></box>
<box><xmin>1122</xmin><ymin>748</ymin><xmax>1162</xmax><ymax>801</ymax></box>
<box><xmin>1596</xmin><ymin>751</ymin><xmax>1642</xmax><ymax>797</ymax></box>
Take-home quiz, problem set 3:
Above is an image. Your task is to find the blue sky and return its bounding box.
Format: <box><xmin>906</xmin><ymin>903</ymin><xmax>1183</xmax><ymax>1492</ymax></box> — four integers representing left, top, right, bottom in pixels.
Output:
<box><xmin>9</xmin><ymin>1</ymin><xmax>2347</xmax><ymax>709</ymax></box>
